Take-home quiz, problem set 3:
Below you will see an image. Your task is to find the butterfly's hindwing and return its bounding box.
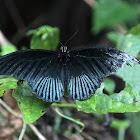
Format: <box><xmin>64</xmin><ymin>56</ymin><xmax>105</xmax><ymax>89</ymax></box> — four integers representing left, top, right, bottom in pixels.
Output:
<box><xmin>67</xmin><ymin>74</ymin><xmax>103</xmax><ymax>100</ymax></box>
<box><xmin>67</xmin><ymin>56</ymin><xmax>103</xmax><ymax>100</ymax></box>
<box><xmin>28</xmin><ymin>77</ymin><xmax>64</xmax><ymax>102</ymax></box>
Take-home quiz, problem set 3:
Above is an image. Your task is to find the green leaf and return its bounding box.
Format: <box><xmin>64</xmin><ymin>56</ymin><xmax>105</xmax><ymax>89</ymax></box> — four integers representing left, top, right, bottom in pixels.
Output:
<box><xmin>107</xmin><ymin>32</ymin><xmax>123</xmax><ymax>44</ymax></box>
<box><xmin>116</xmin><ymin>34</ymin><xmax>140</xmax><ymax>57</ymax></box>
<box><xmin>76</xmin><ymin>84</ymin><xmax>140</xmax><ymax>114</ymax></box>
<box><xmin>127</xmin><ymin>24</ymin><xmax>140</xmax><ymax>35</ymax></box>
<box><xmin>0</xmin><ymin>44</ymin><xmax>17</xmax><ymax>56</ymax></box>
<box><xmin>107</xmin><ymin>32</ymin><xmax>140</xmax><ymax>57</ymax></box>
<box><xmin>117</xmin><ymin>65</ymin><xmax>140</xmax><ymax>101</ymax></box>
<box><xmin>29</xmin><ymin>25</ymin><xmax>60</xmax><ymax>51</ymax></box>
<box><xmin>104</xmin><ymin>78</ymin><xmax>116</xmax><ymax>95</ymax></box>
<box><xmin>0</xmin><ymin>76</ymin><xmax>18</xmax><ymax>96</ymax></box>
<box><xmin>92</xmin><ymin>0</ymin><xmax>136</xmax><ymax>33</ymax></box>
<box><xmin>12</xmin><ymin>82</ymin><xmax>51</xmax><ymax>124</ymax></box>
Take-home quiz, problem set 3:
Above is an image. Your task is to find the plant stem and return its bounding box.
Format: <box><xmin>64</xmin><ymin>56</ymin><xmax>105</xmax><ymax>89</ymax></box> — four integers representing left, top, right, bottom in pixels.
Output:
<box><xmin>54</xmin><ymin>107</ymin><xmax>85</xmax><ymax>132</ymax></box>
<box><xmin>18</xmin><ymin>122</ymin><xmax>26</xmax><ymax>140</ymax></box>
<box><xmin>0</xmin><ymin>98</ymin><xmax>47</xmax><ymax>140</ymax></box>
<box><xmin>118</xmin><ymin>129</ymin><xmax>125</xmax><ymax>140</ymax></box>
<box><xmin>52</xmin><ymin>103</ymin><xmax>77</xmax><ymax>108</ymax></box>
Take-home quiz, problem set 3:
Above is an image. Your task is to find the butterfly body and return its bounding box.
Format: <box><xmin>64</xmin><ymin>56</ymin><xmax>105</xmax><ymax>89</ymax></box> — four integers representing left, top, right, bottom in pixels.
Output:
<box><xmin>0</xmin><ymin>47</ymin><xmax>139</xmax><ymax>102</ymax></box>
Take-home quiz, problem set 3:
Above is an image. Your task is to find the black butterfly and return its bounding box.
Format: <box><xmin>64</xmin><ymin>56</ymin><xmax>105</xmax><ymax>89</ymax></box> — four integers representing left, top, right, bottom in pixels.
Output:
<box><xmin>0</xmin><ymin>46</ymin><xmax>139</xmax><ymax>102</ymax></box>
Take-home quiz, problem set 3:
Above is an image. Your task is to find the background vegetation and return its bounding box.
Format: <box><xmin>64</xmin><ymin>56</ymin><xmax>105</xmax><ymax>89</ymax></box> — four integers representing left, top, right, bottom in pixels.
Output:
<box><xmin>0</xmin><ymin>0</ymin><xmax>140</xmax><ymax>140</ymax></box>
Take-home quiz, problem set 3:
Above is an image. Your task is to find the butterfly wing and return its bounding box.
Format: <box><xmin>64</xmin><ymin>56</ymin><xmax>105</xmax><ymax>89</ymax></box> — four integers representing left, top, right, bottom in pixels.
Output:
<box><xmin>28</xmin><ymin>53</ymin><xmax>65</xmax><ymax>102</ymax></box>
<box><xmin>67</xmin><ymin>47</ymin><xmax>140</xmax><ymax>101</ymax></box>
<box><xmin>0</xmin><ymin>49</ymin><xmax>64</xmax><ymax>102</ymax></box>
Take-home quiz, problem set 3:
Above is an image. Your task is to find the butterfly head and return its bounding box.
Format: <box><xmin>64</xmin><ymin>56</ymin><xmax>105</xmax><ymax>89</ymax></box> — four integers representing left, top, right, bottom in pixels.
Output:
<box><xmin>60</xmin><ymin>46</ymin><xmax>68</xmax><ymax>53</ymax></box>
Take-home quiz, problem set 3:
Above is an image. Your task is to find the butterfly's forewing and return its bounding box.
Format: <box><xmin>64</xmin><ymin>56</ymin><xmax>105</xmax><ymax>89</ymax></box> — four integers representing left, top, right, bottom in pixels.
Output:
<box><xmin>0</xmin><ymin>50</ymin><xmax>56</xmax><ymax>80</ymax></box>
<box><xmin>67</xmin><ymin>47</ymin><xmax>140</xmax><ymax>101</ymax></box>
<box><xmin>0</xmin><ymin>49</ymin><xmax>64</xmax><ymax>102</ymax></box>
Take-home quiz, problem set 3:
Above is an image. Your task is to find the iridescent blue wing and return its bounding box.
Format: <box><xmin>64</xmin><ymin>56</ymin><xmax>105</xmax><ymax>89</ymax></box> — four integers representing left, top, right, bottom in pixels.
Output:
<box><xmin>67</xmin><ymin>47</ymin><xmax>140</xmax><ymax>101</ymax></box>
<box><xmin>28</xmin><ymin>77</ymin><xmax>64</xmax><ymax>102</ymax></box>
<box><xmin>0</xmin><ymin>49</ymin><xmax>64</xmax><ymax>102</ymax></box>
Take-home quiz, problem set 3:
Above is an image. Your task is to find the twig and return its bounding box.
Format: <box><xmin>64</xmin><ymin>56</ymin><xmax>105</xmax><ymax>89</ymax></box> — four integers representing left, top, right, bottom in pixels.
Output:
<box><xmin>0</xmin><ymin>30</ymin><xmax>11</xmax><ymax>45</ymax></box>
<box><xmin>103</xmin><ymin>113</ymin><xmax>113</xmax><ymax>127</ymax></box>
<box><xmin>0</xmin><ymin>98</ymin><xmax>47</xmax><ymax>140</ymax></box>
<box><xmin>113</xmin><ymin>24</ymin><xmax>127</xmax><ymax>35</ymax></box>
<box><xmin>28</xmin><ymin>124</ymin><xmax>47</xmax><ymax>140</ymax></box>
<box><xmin>83</xmin><ymin>0</ymin><xmax>96</xmax><ymax>8</ymax></box>
<box><xmin>81</xmin><ymin>131</ymin><xmax>96</xmax><ymax>140</ymax></box>
<box><xmin>18</xmin><ymin>122</ymin><xmax>26</xmax><ymax>140</ymax></box>
<box><xmin>0</xmin><ymin>98</ymin><xmax>22</xmax><ymax>119</ymax></box>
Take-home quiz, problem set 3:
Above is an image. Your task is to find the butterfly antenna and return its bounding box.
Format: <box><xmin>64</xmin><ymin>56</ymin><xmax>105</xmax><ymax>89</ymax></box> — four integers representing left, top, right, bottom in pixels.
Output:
<box><xmin>45</xmin><ymin>28</ymin><xmax>63</xmax><ymax>46</ymax></box>
<box><xmin>64</xmin><ymin>29</ymin><xmax>79</xmax><ymax>45</ymax></box>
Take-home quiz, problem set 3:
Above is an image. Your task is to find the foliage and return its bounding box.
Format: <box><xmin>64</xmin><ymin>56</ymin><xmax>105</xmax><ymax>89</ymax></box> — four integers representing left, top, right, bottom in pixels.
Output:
<box><xmin>104</xmin><ymin>78</ymin><xmax>115</xmax><ymax>95</ymax></box>
<box><xmin>76</xmin><ymin>84</ymin><xmax>140</xmax><ymax>114</ymax></box>
<box><xmin>125</xmin><ymin>112</ymin><xmax>140</xmax><ymax>140</ymax></box>
<box><xmin>107</xmin><ymin>32</ymin><xmax>140</xmax><ymax>56</ymax></box>
<box><xmin>0</xmin><ymin>44</ymin><xmax>17</xmax><ymax>56</ymax></box>
<box><xmin>12</xmin><ymin>82</ymin><xmax>51</xmax><ymax>124</ymax></box>
<box><xmin>127</xmin><ymin>24</ymin><xmax>140</xmax><ymax>34</ymax></box>
<box><xmin>111</xmin><ymin>119</ymin><xmax>130</xmax><ymax>140</ymax></box>
<box><xmin>92</xmin><ymin>0</ymin><xmax>136</xmax><ymax>33</ymax></box>
<box><xmin>0</xmin><ymin>76</ymin><xmax>18</xmax><ymax>96</ymax></box>
<box><xmin>108</xmin><ymin>31</ymin><xmax>140</xmax><ymax>101</ymax></box>
<box><xmin>27</xmin><ymin>25</ymin><xmax>60</xmax><ymax>51</ymax></box>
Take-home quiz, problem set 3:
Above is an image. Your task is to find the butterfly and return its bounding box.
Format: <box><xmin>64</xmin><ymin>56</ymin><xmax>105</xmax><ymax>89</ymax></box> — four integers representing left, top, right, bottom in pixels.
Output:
<box><xmin>0</xmin><ymin>46</ymin><xmax>139</xmax><ymax>103</ymax></box>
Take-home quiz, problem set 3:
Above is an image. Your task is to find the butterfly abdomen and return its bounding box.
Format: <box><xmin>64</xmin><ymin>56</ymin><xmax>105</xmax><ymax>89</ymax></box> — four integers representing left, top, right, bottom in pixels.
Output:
<box><xmin>58</xmin><ymin>51</ymin><xmax>70</xmax><ymax>84</ymax></box>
